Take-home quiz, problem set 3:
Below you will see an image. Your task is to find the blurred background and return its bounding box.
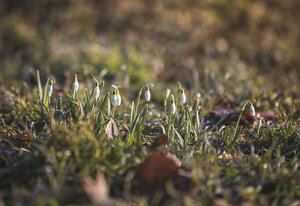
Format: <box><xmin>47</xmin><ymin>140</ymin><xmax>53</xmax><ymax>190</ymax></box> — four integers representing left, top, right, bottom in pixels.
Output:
<box><xmin>0</xmin><ymin>0</ymin><xmax>299</xmax><ymax>94</ymax></box>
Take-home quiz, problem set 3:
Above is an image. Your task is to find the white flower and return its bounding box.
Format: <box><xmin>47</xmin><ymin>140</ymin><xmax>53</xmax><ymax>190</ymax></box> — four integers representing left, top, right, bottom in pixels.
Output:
<box><xmin>47</xmin><ymin>84</ymin><xmax>53</xmax><ymax>97</ymax></box>
<box><xmin>171</xmin><ymin>103</ymin><xmax>176</xmax><ymax>114</ymax></box>
<box><xmin>196</xmin><ymin>92</ymin><xmax>201</xmax><ymax>98</ymax></box>
<box><xmin>177</xmin><ymin>82</ymin><xmax>186</xmax><ymax>104</ymax></box>
<box><xmin>73</xmin><ymin>79</ymin><xmax>79</xmax><ymax>93</ymax></box>
<box><xmin>250</xmin><ymin>105</ymin><xmax>255</xmax><ymax>117</ymax></box>
<box><xmin>180</xmin><ymin>92</ymin><xmax>186</xmax><ymax>104</ymax></box>
<box><xmin>111</xmin><ymin>94</ymin><xmax>118</xmax><ymax>107</ymax></box>
<box><xmin>145</xmin><ymin>89</ymin><xmax>151</xmax><ymax>102</ymax></box>
<box><xmin>117</xmin><ymin>94</ymin><xmax>122</xmax><ymax>106</ymax></box>
<box><xmin>93</xmin><ymin>86</ymin><xmax>100</xmax><ymax>100</ymax></box>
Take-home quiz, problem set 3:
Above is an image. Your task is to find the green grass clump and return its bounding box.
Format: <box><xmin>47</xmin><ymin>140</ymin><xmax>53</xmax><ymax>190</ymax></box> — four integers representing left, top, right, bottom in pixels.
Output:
<box><xmin>0</xmin><ymin>71</ymin><xmax>299</xmax><ymax>206</ymax></box>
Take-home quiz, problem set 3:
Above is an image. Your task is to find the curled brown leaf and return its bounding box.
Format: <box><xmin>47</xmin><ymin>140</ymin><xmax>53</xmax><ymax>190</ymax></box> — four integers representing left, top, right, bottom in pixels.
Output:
<box><xmin>151</xmin><ymin>134</ymin><xmax>169</xmax><ymax>149</ymax></box>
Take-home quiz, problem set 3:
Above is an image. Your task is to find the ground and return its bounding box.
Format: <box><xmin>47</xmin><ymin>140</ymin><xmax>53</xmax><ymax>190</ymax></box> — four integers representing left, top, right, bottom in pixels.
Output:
<box><xmin>0</xmin><ymin>1</ymin><xmax>300</xmax><ymax>205</ymax></box>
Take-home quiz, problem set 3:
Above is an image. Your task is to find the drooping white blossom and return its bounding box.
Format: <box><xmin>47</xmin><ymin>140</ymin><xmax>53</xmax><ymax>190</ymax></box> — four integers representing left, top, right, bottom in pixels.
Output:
<box><xmin>93</xmin><ymin>85</ymin><xmax>100</xmax><ymax>100</ymax></box>
<box><xmin>180</xmin><ymin>92</ymin><xmax>186</xmax><ymax>104</ymax></box>
<box><xmin>170</xmin><ymin>95</ymin><xmax>176</xmax><ymax>114</ymax></box>
<box><xmin>111</xmin><ymin>93</ymin><xmax>118</xmax><ymax>107</ymax></box>
<box><xmin>47</xmin><ymin>80</ymin><xmax>54</xmax><ymax>97</ymax></box>
<box><xmin>177</xmin><ymin>82</ymin><xmax>186</xmax><ymax>104</ymax></box>
<box><xmin>73</xmin><ymin>74</ymin><xmax>79</xmax><ymax>93</ymax></box>
<box><xmin>145</xmin><ymin>86</ymin><xmax>151</xmax><ymax>102</ymax></box>
<box><xmin>171</xmin><ymin>103</ymin><xmax>176</xmax><ymax>114</ymax></box>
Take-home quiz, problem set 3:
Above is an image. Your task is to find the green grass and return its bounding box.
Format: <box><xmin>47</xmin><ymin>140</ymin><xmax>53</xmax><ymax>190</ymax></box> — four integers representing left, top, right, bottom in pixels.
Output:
<box><xmin>1</xmin><ymin>1</ymin><xmax>300</xmax><ymax>205</ymax></box>
<box><xmin>0</xmin><ymin>70</ymin><xmax>299</xmax><ymax>206</ymax></box>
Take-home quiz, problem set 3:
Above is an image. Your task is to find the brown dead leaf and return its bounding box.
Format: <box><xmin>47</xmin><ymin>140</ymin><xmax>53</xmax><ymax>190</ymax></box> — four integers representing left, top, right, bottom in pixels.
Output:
<box><xmin>0</xmin><ymin>118</ymin><xmax>32</xmax><ymax>149</ymax></box>
<box><xmin>105</xmin><ymin>118</ymin><xmax>118</xmax><ymax>140</ymax></box>
<box><xmin>134</xmin><ymin>152</ymin><xmax>193</xmax><ymax>205</ymax></box>
<box><xmin>135</xmin><ymin>152</ymin><xmax>180</xmax><ymax>192</ymax></box>
<box><xmin>151</xmin><ymin>134</ymin><xmax>169</xmax><ymax>149</ymax></box>
<box><xmin>80</xmin><ymin>173</ymin><xmax>109</xmax><ymax>204</ymax></box>
<box><xmin>14</xmin><ymin>133</ymin><xmax>32</xmax><ymax>147</ymax></box>
<box><xmin>242</xmin><ymin>109</ymin><xmax>254</xmax><ymax>119</ymax></box>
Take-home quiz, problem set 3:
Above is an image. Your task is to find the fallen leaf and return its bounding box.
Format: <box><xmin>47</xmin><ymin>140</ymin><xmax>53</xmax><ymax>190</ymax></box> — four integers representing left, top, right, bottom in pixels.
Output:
<box><xmin>0</xmin><ymin>118</ymin><xmax>32</xmax><ymax>156</ymax></box>
<box><xmin>242</xmin><ymin>109</ymin><xmax>253</xmax><ymax>119</ymax></box>
<box><xmin>80</xmin><ymin>173</ymin><xmax>109</xmax><ymax>204</ymax></box>
<box><xmin>105</xmin><ymin>118</ymin><xmax>118</xmax><ymax>140</ymax></box>
<box><xmin>151</xmin><ymin>134</ymin><xmax>169</xmax><ymax>149</ymax></box>
<box><xmin>135</xmin><ymin>152</ymin><xmax>180</xmax><ymax>192</ymax></box>
<box><xmin>14</xmin><ymin>133</ymin><xmax>32</xmax><ymax>147</ymax></box>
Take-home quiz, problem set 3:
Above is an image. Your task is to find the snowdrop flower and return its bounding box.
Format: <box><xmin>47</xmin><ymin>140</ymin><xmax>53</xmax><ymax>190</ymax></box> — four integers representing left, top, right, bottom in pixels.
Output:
<box><xmin>111</xmin><ymin>85</ymin><xmax>121</xmax><ymax>106</ymax></box>
<box><xmin>72</xmin><ymin>74</ymin><xmax>79</xmax><ymax>93</ymax></box>
<box><xmin>177</xmin><ymin>82</ymin><xmax>186</xmax><ymax>104</ymax></box>
<box><xmin>180</xmin><ymin>90</ymin><xmax>186</xmax><ymax>104</ymax></box>
<box><xmin>250</xmin><ymin>104</ymin><xmax>255</xmax><ymax>117</ymax></box>
<box><xmin>47</xmin><ymin>79</ymin><xmax>54</xmax><ymax>97</ymax></box>
<box><xmin>111</xmin><ymin>90</ymin><xmax>118</xmax><ymax>107</ymax></box>
<box><xmin>91</xmin><ymin>74</ymin><xmax>100</xmax><ymax>100</ymax></box>
<box><xmin>171</xmin><ymin>103</ymin><xmax>176</xmax><ymax>114</ymax></box>
<box><xmin>145</xmin><ymin>85</ymin><xmax>151</xmax><ymax>102</ymax></box>
<box><xmin>170</xmin><ymin>95</ymin><xmax>176</xmax><ymax>114</ymax></box>
<box><xmin>93</xmin><ymin>82</ymin><xmax>100</xmax><ymax>100</ymax></box>
<box><xmin>196</xmin><ymin>92</ymin><xmax>201</xmax><ymax>99</ymax></box>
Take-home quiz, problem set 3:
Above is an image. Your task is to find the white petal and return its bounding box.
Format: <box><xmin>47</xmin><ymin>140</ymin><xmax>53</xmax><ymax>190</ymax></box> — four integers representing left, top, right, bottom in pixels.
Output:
<box><xmin>73</xmin><ymin>81</ymin><xmax>79</xmax><ymax>92</ymax></box>
<box><xmin>94</xmin><ymin>86</ymin><xmax>100</xmax><ymax>99</ymax></box>
<box><xmin>180</xmin><ymin>93</ymin><xmax>186</xmax><ymax>104</ymax></box>
<box><xmin>171</xmin><ymin>103</ymin><xmax>176</xmax><ymax>114</ymax></box>
<box><xmin>111</xmin><ymin>95</ymin><xmax>118</xmax><ymax>107</ymax></box>
<box><xmin>145</xmin><ymin>90</ymin><xmax>151</xmax><ymax>102</ymax></box>
<box><xmin>117</xmin><ymin>94</ymin><xmax>122</xmax><ymax>106</ymax></box>
<box><xmin>47</xmin><ymin>86</ymin><xmax>53</xmax><ymax>97</ymax></box>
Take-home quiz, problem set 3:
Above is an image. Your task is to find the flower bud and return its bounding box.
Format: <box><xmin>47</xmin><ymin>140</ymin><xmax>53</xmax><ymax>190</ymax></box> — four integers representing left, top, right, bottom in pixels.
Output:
<box><xmin>177</xmin><ymin>82</ymin><xmax>186</xmax><ymax>104</ymax></box>
<box><xmin>170</xmin><ymin>95</ymin><xmax>176</xmax><ymax>114</ymax></box>
<box><xmin>171</xmin><ymin>103</ymin><xmax>176</xmax><ymax>114</ymax></box>
<box><xmin>180</xmin><ymin>91</ymin><xmax>186</xmax><ymax>104</ymax></box>
<box><xmin>73</xmin><ymin>74</ymin><xmax>79</xmax><ymax>92</ymax></box>
<box><xmin>91</xmin><ymin>74</ymin><xmax>100</xmax><ymax>100</ymax></box>
<box><xmin>47</xmin><ymin>80</ymin><xmax>54</xmax><ymax>97</ymax></box>
<box><xmin>111</xmin><ymin>94</ymin><xmax>118</xmax><ymax>107</ymax></box>
<box><xmin>93</xmin><ymin>85</ymin><xmax>100</xmax><ymax>100</ymax></box>
<box><xmin>145</xmin><ymin>86</ymin><xmax>151</xmax><ymax>102</ymax></box>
